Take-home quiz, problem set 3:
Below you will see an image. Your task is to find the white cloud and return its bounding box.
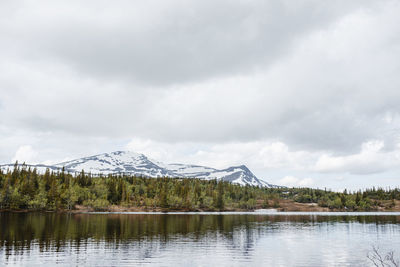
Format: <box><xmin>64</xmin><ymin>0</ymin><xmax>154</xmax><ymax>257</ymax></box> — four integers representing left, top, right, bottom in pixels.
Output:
<box><xmin>314</xmin><ymin>140</ymin><xmax>400</xmax><ymax>174</ymax></box>
<box><xmin>126</xmin><ymin>138</ymin><xmax>400</xmax><ymax>178</ymax></box>
<box><xmin>278</xmin><ymin>176</ymin><xmax>314</xmax><ymax>187</ymax></box>
<box><xmin>11</xmin><ymin>145</ymin><xmax>38</xmax><ymax>164</ymax></box>
<box><xmin>125</xmin><ymin>138</ymin><xmax>318</xmax><ymax>170</ymax></box>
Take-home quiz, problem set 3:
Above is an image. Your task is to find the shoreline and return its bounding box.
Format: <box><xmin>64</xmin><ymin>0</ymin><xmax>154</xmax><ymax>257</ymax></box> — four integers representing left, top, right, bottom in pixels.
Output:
<box><xmin>2</xmin><ymin>209</ymin><xmax>400</xmax><ymax>215</ymax></box>
<box><xmin>2</xmin><ymin>198</ymin><xmax>399</xmax><ymax>214</ymax></box>
<box><xmin>2</xmin><ymin>202</ymin><xmax>400</xmax><ymax>214</ymax></box>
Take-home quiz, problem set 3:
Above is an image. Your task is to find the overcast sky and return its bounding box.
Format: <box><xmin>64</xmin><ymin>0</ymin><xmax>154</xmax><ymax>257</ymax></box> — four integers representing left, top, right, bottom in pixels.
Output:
<box><xmin>1</xmin><ymin>0</ymin><xmax>400</xmax><ymax>190</ymax></box>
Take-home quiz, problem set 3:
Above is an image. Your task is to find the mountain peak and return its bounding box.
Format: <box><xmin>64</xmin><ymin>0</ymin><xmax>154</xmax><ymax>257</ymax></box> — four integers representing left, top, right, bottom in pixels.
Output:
<box><xmin>99</xmin><ymin>150</ymin><xmax>145</xmax><ymax>158</ymax></box>
<box><xmin>109</xmin><ymin>150</ymin><xmax>142</xmax><ymax>156</ymax></box>
<box><xmin>233</xmin><ymin>165</ymin><xmax>250</xmax><ymax>171</ymax></box>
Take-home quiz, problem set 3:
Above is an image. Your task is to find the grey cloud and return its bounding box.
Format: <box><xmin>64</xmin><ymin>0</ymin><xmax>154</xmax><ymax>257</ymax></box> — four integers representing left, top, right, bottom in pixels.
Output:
<box><xmin>0</xmin><ymin>0</ymin><xmax>375</xmax><ymax>86</ymax></box>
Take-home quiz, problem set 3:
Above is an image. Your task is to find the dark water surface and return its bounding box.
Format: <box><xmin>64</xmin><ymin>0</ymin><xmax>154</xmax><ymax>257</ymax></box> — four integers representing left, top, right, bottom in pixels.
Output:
<box><xmin>1</xmin><ymin>212</ymin><xmax>400</xmax><ymax>266</ymax></box>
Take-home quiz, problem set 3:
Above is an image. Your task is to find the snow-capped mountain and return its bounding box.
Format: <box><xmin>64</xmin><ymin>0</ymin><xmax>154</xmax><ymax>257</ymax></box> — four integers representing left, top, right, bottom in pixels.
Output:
<box><xmin>1</xmin><ymin>151</ymin><xmax>273</xmax><ymax>187</ymax></box>
<box><xmin>56</xmin><ymin>151</ymin><xmax>174</xmax><ymax>177</ymax></box>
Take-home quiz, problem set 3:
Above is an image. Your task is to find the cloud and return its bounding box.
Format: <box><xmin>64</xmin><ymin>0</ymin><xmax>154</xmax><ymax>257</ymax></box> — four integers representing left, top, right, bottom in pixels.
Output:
<box><xmin>278</xmin><ymin>176</ymin><xmax>314</xmax><ymax>187</ymax></box>
<box><xmin>0</xmin><ymin>0</ymin><xmax>375</xmax><ymax>86</ymax></box>
<box><xmin>1</xmin><ymin>0</ymin><xmax>399</xmax><ymax>154</ymax></box>
<box><xmin>314</xmin><ymin>140</ymin><xmax>400</xmax><ymax>174</ymax></box>
<box><xmin>126</xmin><ymin>138</ymin><xmax>317</xmax><ymax>170</ymax></box>
<box><xmin>126</xmin><ymin>137</ymin><xmax>400</xmax><ymax>178</ymax></box>
<box><xmin>11</xmin><ymin>145</ymin><xmax>38</xmax><ymax>164</ymax></box>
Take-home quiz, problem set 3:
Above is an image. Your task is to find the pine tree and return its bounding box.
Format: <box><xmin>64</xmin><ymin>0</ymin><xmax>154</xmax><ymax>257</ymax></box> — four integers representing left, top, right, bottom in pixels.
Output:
<box><xmin>215</xmin><ymin>181</ymin><xmax>224</xmax><ymax>210</ymax></box>
<box><xmin>160</xmin><ymin>181</ymin><xmax>169</xmax><ymax>208</ymax></box>
<box><xmin>355</xmin><ymin>192</ymin><xmax>361</xmax><ymax>205</ymax></box>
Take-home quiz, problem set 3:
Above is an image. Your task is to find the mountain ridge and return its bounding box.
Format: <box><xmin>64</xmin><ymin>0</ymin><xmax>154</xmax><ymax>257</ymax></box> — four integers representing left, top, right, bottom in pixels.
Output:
<box><xmin>0</xmin><ymin>151</ymin><xmax>274</xmax><ymax>187</ymax></box>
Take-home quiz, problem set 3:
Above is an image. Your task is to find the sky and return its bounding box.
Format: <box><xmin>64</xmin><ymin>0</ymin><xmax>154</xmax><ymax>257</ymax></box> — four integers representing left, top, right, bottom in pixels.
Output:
<box><xmin>1</xmin><ymin>0</ymin><xmax>400</xmax><ymax>190</ymax></box>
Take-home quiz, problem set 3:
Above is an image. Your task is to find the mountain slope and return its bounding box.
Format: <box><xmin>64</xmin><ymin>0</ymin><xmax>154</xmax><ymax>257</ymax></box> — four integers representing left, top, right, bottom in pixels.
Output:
<box><xmin>55</xmin><ymin>151</ymin><xmax>175</xmax><ymax>177</ymax></box>
<box><xmin>1</xmin><ymin>151</ymin><xmax>274</xmax><ymax>187</ymax></box>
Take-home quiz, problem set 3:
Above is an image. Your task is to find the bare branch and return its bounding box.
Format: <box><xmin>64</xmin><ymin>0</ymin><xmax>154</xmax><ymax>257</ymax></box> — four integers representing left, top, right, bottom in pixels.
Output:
<box><xmin>367</xmin><ymin>245</ymin><xmax>399</xmax><ymax>267</ymax></box>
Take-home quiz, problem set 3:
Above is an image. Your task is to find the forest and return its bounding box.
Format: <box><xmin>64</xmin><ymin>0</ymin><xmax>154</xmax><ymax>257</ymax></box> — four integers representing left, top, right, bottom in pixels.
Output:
<box><xmin>1</xmin><ymin>163</ymin><xmax>400</xmax><ymax>212</ymax></box>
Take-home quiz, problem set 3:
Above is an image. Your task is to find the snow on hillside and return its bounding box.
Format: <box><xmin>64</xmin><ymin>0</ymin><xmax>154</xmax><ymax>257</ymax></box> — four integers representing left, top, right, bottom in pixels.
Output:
<box><xmin>55</xmin><ymin>151</ymin><xmax>175</xmax><ymax>177</ymax></box>
<box><xmin>1</xmin><ymin>151</ymin><xmax>274</xmax><ymax>187</ymax></box>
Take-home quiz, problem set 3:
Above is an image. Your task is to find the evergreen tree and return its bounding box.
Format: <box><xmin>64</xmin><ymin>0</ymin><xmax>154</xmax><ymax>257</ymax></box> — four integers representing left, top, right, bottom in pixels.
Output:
<box><xmin>215</xmin><ymin>181</ymin><xmax>224</xmax><ymax>210</ymax></box>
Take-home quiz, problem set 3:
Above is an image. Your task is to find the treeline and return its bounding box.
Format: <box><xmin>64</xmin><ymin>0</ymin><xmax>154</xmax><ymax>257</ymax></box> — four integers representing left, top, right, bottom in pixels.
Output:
<box><xmin>0</xmin><ymin>163</ymin><xmax>399</xmax><ymax>211</ymax></box>
<box><xmin>287</xmin><ymin>187</ymin><xmax>400</xmax><ymax>210</ymax></box>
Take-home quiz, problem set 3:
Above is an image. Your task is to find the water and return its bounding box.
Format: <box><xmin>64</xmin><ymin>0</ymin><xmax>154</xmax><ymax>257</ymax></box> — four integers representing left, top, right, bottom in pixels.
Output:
<box><xmin>1</xmin><ymin>211</ymin><xmax>400</xmax><ymax>266</ymax></box>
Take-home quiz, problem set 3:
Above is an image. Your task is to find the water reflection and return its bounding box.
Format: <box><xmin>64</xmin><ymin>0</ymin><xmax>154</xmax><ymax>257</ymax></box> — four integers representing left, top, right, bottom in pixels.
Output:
<box><xmin>1</xmin><ymin>212</ymin><xmax>400</xmax><ymax>266</ymax></box>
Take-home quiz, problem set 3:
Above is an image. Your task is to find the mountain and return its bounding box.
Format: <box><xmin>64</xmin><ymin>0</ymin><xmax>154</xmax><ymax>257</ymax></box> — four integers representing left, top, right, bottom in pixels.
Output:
<box><xmin>1</xmin><ymin>151</ymin><xmax>274</xmax><ymax>187</ymax></box>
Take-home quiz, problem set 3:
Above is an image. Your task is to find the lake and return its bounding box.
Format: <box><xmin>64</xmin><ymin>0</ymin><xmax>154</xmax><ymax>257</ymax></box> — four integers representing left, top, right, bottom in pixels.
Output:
<box><xmin>1</xmin><ymin>211</ymin><xmax>400</xmax><ymax>266</ymax></box>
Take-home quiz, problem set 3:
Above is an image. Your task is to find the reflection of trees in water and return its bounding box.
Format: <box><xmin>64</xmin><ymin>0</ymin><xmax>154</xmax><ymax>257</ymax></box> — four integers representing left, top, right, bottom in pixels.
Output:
<box><xmin>0</xmin><ymin>213</ymin><xmax>399</xmax><ymax>262</ymax></box>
